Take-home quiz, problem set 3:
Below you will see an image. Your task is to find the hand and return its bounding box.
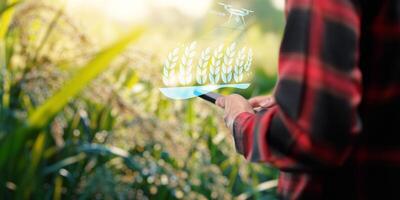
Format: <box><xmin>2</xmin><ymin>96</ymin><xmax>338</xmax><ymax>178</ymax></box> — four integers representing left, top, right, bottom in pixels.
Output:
<box><xmin>248</xmin><ymin>95</ymin><xmax>276</xmax><ymax>109</ymax></box>
<box><xmin>216</xmin><ymin>94</ymin><xmax>255</xmax><ymax>130</ymax></box>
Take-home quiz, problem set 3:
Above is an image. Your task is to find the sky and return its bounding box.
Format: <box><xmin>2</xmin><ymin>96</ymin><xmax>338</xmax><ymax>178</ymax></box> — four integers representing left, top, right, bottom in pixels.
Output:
<box><xmin>66</xmin><ymin>0</ymin><xmax>214</xmax><ymax>24</ymax></box>
<box><xmin>65</xmin><ymin>0</ymin><xmax>284</xmax><ymax>45</ymax></box>
<box><xmin>66</xmin><ymin>0</ymin><xmax>284</xmax><ymax>24</ymax></box>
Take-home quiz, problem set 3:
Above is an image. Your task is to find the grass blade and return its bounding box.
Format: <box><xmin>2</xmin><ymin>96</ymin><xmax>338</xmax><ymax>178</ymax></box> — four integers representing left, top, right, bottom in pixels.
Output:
<box><xmin>236</xmin><ymin>179</ymin><xmax>278</xmax><ymax>200</ymax></box>
<box><xmin>0</xmin><ymin>0</ymin><xmax>20</xmax><ymax>40</ymax></box>
<box><xmin>28</xmin><ymin>27</ymin><xmax>145</xmax><ymax>130</ymax></box>
<box><xmin>18</xmin><ymin>132</ymin><xmax>47</xmax><ymax>198</ymax></box>
<box><xmin>42</xmin><ymin>153</ymin><xmax>86</xmax><ymax>176</ymax></box>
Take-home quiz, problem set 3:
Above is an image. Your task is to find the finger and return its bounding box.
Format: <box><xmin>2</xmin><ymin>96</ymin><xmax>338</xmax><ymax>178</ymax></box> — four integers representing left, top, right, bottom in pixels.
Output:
<box><xmin>248</xmin><ymin>96</ymin><xmax>265</xmax><ymax>107</ymax></box>
<box><xmin>260</xmin><ymin>97</ymin><xmax>276</xmax><ymax>108</ymax></box>
<box><xmin>249</xmin><ymin>96</ymin><xmax>273</xmax><ymax>108</ymax></box>
<box><xmin>216</xmin><ymin>97</ymin><xmax>225</xmax><ymax>108</ymax></box>
<box><xmin>223</xmin><ymin>113</ymin><xmax>229</xmax><ymax>126</ymax></box>
<box><xmin>260</xmin><ymin>97</ymin><xmax>274</xmax><ymax>108</ymax></box>
<box><xmin>223</xmin><ymin>111</ymin><xmax>233</xmax><ymax>129</ymax></box>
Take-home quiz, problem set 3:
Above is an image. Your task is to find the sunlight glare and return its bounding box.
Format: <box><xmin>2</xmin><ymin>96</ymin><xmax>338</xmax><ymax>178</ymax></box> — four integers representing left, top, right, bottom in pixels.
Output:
<box><xmin>67</xmin><ymin>0</ymin><xmax>213</xmax><ymax>24</ymax></box>
<box><xmin>151</xmin><ymin>0</ymin><xmax>212</xmax><ymax>18</ymax></box>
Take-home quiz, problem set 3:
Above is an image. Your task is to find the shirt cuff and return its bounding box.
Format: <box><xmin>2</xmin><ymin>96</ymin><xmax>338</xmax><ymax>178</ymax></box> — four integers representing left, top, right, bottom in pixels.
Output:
<box><xmin>232</xmin><ymin>112</ymin><xmax>256</xmax><ymax>156</ymax></box>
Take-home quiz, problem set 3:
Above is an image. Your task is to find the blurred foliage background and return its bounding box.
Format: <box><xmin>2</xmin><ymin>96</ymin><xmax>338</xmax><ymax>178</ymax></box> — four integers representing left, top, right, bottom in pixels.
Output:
<box><xmin>0</xmin><ymin>0</ymin><xmax>285</xmax><ymax>199</ymax></box>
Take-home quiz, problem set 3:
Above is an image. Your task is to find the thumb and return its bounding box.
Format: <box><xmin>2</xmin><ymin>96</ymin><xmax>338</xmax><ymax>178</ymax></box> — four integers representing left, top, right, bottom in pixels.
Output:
<box><xmin>216</xmin><ymin>97</ymin><xmax>225</xmax><ymax>108</ymax></box>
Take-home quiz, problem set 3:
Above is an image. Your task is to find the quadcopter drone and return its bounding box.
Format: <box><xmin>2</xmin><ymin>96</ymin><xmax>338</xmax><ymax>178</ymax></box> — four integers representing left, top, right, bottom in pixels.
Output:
<box><xmin>219</xmin><ymin>2</ymin><xmax>254</xmax><ymax>25</ymax></box>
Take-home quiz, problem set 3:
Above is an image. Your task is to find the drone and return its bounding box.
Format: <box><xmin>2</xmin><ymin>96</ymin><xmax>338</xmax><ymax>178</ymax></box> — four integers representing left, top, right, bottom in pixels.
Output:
<box><xmin>219</xmin><ymin>3</ymin><xmax>254</xmax><ymax>25</ymax></box>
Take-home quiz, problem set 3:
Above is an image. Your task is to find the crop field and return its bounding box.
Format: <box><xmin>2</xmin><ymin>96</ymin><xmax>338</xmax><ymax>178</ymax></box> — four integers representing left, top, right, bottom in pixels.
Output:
<box><xmin>0</xmin><ymin>0</ymin><xmax>284</xmax><ymax>199</ymax></box>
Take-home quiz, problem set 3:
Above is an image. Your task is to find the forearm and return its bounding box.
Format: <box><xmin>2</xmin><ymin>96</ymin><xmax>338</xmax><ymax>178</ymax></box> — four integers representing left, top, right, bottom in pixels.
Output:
<box><xmin>232</xmin><ymin>107</ymin><xmax>277</xmax><ymax>161</ymax></box>
<box><xmin>232</xmin><ymin>103</ymin><xmax>358</xmax><ymax>171</ymax></box>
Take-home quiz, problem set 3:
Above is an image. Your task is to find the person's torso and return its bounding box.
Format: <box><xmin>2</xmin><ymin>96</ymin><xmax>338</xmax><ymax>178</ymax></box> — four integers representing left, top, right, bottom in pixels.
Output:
<box><xmin>278</xmin><ymin>1</ymin><xmax>400</xmax><ymax>199</ymax></box>
<box><xmin>355</xmin><ymin>0</ymin><xmax>400</xmax><ymax>198</ymax></box>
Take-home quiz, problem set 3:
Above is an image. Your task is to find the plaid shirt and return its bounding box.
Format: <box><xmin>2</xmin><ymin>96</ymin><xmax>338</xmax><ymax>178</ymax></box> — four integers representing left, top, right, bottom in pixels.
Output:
<box><xmin>233</xmin><ymin>0</ymin><xmax>400</xmax><ymax>199</ymax></box>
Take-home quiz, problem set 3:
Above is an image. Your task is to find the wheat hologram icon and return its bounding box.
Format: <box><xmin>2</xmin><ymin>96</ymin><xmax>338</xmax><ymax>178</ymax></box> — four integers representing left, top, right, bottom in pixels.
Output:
<box><xmin>160</xmin><ymin>42</ymin><xmax>253</xmax><ymax>100</ymax></box>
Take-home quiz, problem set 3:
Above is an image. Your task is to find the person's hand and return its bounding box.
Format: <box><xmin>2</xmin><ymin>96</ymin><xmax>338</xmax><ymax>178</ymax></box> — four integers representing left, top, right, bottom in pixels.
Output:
<box><xmin>216</xmin><ymin>94</ymin><xmax>255</xmax><ymax>130</ymax></box>
<box><xmin>248</xmin><ymin>95</ymin><xmax>276</xmax><ymax>109</ymax></box>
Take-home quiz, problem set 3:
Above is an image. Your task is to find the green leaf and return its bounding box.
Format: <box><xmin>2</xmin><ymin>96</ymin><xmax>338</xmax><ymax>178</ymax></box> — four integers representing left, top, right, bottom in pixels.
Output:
<box><xmin>236</xmin><ymin>179</ymin><xmax>278</xmax><ymax>200</ymax></box>
<box><xmin>42</xmin><ymin>144</ymin><xmax>129</xmax><ymax>176</ymax></box>
<box><xmin>18</xmin><ymin>132</ymin><xmax>47</xmax><ymax>199</ymax></box>
<box><xmin>78</xmin><ymin>143</ymin><xmax>129</xmax><ymax>159</ymax></box>
<box><xmin>28</xmin><ymin>27</ymin><xmax>145</xmax><ymax>130</ymax></box>
<box><xmin>53</xmin><ymin>175</ymin><xmax>63</xmax><ymax>200</ymax></box>
<box><xmin>42</xmin><ymin>153</ymin><xmax>86</xmax><ymax>176</ymax></box>
<box><xmin>0</xmin><ymin>0</ymin><xmax>21</xmax><ymax>40</ymax></box>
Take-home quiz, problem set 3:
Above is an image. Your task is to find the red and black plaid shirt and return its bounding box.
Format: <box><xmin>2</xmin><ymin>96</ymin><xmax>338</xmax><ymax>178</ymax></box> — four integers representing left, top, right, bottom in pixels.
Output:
<box><xmin>233</xmin><ymin>0</ymin><xmax>400</xmax><ymax>199</ymax></box>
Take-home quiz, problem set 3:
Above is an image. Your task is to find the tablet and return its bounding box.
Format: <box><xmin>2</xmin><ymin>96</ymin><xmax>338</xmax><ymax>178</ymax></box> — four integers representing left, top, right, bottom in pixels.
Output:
<box><xmin>198</xmin><ymin>92</ymin><xmax>222</xmax><ymax>104</ymax></box>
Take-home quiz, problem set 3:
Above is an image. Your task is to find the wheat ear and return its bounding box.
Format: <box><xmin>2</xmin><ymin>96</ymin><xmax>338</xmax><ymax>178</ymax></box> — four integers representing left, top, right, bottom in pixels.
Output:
<box><xmin>196</xmin><ymin>47</ymin><xmax>211</xmax><ymax>85</ymax></box>
<box><xmin>234</xmin><ymin>47</ymin><xmax>246</xmax><ymax>83</ymax></box>
<box><xmin>162</xmin><ymin>48</ymin><xmax>180</xmax><ymax>86</ymax></box>
<box><xmin>221</xmin><ymin>43</ymin><xmax>236</xmax><ymax>84</ymax></box>
<box><xmin>244</xmin><ymin>48</ymin><xmax>253</xmax><ymax>78</ymax></box>
<box><xmin>209</xmin><ymin>44</ymin><xmax>224</xmax><ymax>85</ymax></box>
<box><xmin>179</xmin><ymin>42</ymin><xmax>197</xmax><ymax>85</ymax></box>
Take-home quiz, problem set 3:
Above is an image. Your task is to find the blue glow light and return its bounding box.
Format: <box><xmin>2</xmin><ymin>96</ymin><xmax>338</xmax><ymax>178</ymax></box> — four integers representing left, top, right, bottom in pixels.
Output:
<box><xmin>159</xmin><ymin>83</ymin><xmax>250</xmax><ymax>100</ymax></box>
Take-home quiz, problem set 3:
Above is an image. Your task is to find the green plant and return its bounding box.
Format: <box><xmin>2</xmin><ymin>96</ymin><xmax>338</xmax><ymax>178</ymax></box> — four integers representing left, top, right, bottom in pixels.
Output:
<box><xmin>0</xmin><ymin>1</ymin><xmax>280</xmax><ymax>199</ymax></box>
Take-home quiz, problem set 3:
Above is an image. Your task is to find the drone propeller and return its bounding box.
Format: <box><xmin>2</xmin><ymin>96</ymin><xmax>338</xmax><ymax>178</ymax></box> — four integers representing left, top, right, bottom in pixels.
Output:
<box><xmin>219</xmin><ymin>3</ymin><xmax>253</xmax><ymax>13</ymax></box>
<box><xmin>242</xmin><ymin>8</ymin><xmax>254</xmax><ymax>13</ymax></box>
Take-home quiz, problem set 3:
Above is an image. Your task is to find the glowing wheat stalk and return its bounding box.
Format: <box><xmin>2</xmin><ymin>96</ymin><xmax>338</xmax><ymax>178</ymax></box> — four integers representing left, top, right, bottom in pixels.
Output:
<box><xmin>196</xmin><ymin>47</ymin><xmax>211</xmax><ymax>85</ymax></box>
<box><xmin>162</xmin><ymin>48</ymin><xmax>180</xmax><ymax>86</ymax></box>
<box><xmin>209</xmin><ymin>44</ymin><xmax>223</xmax><ymax>85</ymax></box>
<box><xmin>244</xmin><ymin>48</ymin><xmax>253</xmax><ymax>77</ymax></box>
<box><xmin>221</xmin><ymin>43</ymin><xmax>236</xmax><ymax>84</ymax></box>
<box><xmin>179</xmin><ymin>42</ymin><xmax>197</xmax><ymax>85</ymax></box>
<box><xmin>234</xmin><ymin>47</ymin><xmax>246</xmax><ymax>83</ymax></box>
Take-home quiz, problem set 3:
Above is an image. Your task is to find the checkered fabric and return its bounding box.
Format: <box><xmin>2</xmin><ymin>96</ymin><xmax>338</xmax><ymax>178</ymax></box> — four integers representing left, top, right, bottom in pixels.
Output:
<box><xmin>232</xmin><ymin>0</ymin><xmax>400</xmax><ymax>199</ymax></box>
